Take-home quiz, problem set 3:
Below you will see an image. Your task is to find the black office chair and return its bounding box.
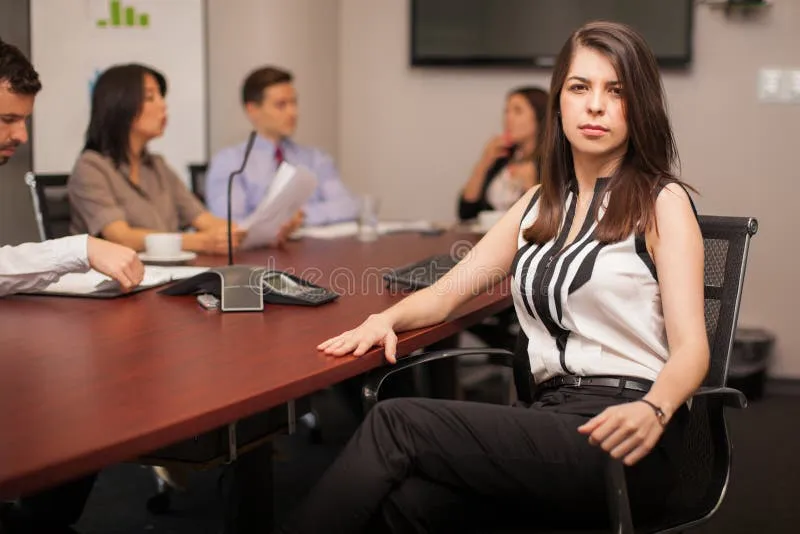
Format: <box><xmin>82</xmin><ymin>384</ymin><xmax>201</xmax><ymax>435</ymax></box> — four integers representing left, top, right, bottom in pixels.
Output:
<box><xmin>24</xmin><ymin>172</ymin><xmax>72</xmax><ymax>241</ymax></box>
<box><xmin>362</xmin><ymin>215</ymin><xmax>758</xmax><ymax>533</ymax></box>
<box><xmin>188</xmin><ymin>163</ymin><xmax>208</xmax><ymax>204</ymax></box>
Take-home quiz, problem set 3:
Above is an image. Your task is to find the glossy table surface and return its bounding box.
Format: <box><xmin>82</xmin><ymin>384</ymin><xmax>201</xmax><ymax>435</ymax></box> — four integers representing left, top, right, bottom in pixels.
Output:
<box><xmin>0</xmin><ymin>231</ymin><xmax>511</xmax><ymax>498</ymax></box>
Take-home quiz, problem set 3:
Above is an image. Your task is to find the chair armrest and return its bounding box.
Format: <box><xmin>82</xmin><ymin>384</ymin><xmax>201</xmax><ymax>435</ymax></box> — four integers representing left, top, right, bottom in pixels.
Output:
<box><xmin>603</xmin><ymin>386</ymin><xmax>747</xmax><ymax>534</ymax></box>
<box><xmin>692</xmin><ymin>386</ymin><xmax>748</xmax><ymax>409</ymax></box>
<box><xmin>362</xmin><ymin>348</ymin><xmax>513</xmax><ymax>413</ymax></box>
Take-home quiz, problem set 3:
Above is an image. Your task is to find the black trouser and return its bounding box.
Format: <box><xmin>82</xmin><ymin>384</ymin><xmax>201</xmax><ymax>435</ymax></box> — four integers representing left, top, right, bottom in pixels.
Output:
<box><xmin>278</xmin><ymin>386</ymin><xmax>686</xmax><ymax>534</ymax></box>
<box><xmin>3</xmin><ymin>473</ymin><xmax>97</xmax><ymax>531</ymax></box>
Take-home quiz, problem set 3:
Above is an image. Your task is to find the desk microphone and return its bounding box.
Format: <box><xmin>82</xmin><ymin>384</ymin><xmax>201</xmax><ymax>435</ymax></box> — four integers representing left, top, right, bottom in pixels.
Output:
<box><xmin>162</xmin><ymin>131</ymin><xmax>330</xmax><ymax>312</ymax></box>
<box><xmin>161</xmin><ymin>130</ymin><xmax>267</xmax><ymax>312</ymax></box>
<box><xmin>227</xmin><ymin>130</ymin><xmax>257</xmax><ymax>265</ymax></box>
<box><xmin>160</xmin><ymin>131</ymin><xmax>281</xmax><ymax>311</ymax></box>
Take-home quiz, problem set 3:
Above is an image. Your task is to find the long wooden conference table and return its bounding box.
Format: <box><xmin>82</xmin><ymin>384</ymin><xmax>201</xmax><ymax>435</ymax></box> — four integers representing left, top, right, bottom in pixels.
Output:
<box><xmin>0</xmin><ymin>230</ymin><xmax>511</xmax><ymax>500</ymax></box>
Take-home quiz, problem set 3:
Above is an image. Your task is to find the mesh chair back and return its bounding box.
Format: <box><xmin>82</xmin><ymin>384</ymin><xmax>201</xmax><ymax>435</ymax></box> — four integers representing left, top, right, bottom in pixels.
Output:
<box><xmin>24</xmin><ymin>172</ymin><xmax>72</xmax><ymax>241</ymax></box>
<box><xmin>699</xmin><ymin>216</ymin><xmax>758</xmax><ymax>388</ymax></box>
<box><xmin>659</xmin><ymin>215</ymin><xmax>757</xmax><ymax>530</ymax></box>
<box><xmin>188</xmin><ymin>163</ymin><xmax>208</xmax><ymax>203</ymax></box>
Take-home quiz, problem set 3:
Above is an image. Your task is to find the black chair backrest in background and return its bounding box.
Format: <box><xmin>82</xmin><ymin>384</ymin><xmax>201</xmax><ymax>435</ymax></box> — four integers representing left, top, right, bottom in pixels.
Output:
<box><xmin>188</xmin><ymin>163</ymin><xmax>208</xmax><ymax>204</ymax></box>
<box><xmin>24</xmin><ymin>172</ymin><xmax>72</xmax><ymax>241</ymax></box>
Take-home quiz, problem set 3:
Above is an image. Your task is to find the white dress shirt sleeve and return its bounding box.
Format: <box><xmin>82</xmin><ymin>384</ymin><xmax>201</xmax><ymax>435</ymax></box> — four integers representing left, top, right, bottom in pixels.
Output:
<box><xmin>0</xmin><ymin>234</ymin><xmax>91</xmax><ymax>296</ymax></box>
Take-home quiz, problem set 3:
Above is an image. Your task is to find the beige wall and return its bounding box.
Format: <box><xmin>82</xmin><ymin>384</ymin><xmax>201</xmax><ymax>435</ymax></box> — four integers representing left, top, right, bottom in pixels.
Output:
<box><xmin>338</xmin><ymin>0</ymin><xmax>800</xmax><ymax>377</ymax></box>
<box><xmin>207</xmin><ymin>0</ymin><xmax>340</xmax><ymax>158</ymax></box>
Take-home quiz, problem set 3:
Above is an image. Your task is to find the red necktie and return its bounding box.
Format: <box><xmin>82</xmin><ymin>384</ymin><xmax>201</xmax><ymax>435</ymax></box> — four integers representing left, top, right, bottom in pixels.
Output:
<box><xmin>274</xmin><ymin>146</ymin><xmax>284</xmax><ymax>166</ymax></box>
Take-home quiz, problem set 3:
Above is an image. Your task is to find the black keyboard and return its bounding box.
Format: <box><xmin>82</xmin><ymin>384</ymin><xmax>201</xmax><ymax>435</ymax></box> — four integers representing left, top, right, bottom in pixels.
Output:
<box><xmin>383</xmin><ymin>253</ymin><xmax>462</xmax><ymax>290</ymax></box>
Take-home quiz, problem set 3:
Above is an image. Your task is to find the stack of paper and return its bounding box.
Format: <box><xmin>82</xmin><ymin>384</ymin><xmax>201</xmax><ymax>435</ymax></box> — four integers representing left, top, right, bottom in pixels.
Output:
<box><xmin>240</xmin><ymin>163</ymin><xmax>318</xmax><ymax>249</ymax></box>
<box><xmin>147</xmin><ymin>266</ymin><xmax>210</xmax><ymax>280</ymax></box>
<box><xmin>295</xmin><ymin>222</ymin><xmax>359</xmax><ymax>239</ymax></box>
<box><xmin>295</xmin><ymin>220</ymin><xmax>434</xmax><ymax>240</ymax></box>
<box><xmin>40</xmin><ymin>266</ymin><xmax>209</xmax><ymax>296</ymax></box>
<box><xmin>378</xmin><ymin>220</ymin><xmax>435</xmax><ymax>234</ymax></box>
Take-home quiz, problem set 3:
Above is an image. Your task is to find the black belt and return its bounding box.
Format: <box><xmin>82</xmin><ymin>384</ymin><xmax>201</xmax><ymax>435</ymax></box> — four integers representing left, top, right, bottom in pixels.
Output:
<box><xmin>536</xmin><ymin>375</ymin><xmax>653</xmax><ymax>395</ymax></box>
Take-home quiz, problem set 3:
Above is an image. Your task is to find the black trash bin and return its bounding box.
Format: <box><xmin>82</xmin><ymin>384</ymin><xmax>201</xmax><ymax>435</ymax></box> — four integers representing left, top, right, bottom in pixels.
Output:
<box><xmin>727</xmin><ymin>327</ymin><xmax>775</xmax><ymax>401</ymax></box>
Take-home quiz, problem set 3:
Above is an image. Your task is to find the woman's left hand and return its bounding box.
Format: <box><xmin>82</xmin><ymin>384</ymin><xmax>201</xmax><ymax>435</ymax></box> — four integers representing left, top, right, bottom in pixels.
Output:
<box><xmin>577</xmin><ymin>400</ymin><xmax>665</xmax><ymax>466</ymax></box>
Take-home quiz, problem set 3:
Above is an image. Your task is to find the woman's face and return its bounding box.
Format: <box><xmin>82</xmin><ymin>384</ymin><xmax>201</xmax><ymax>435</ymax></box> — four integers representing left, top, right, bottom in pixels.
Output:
<box><xmin>503</xmin><ymin>93</ymin><xmax>537</xmax><ymax>146</ymax></box>
<box><xmin>131</xmin><ymin>73</ymin><xmax>167</xmax><ymax>142</ymax></box>
<box><xmin>559</xmin><ymin>46</ymin><xmax>628</xmax><ymax>160</ymax></box>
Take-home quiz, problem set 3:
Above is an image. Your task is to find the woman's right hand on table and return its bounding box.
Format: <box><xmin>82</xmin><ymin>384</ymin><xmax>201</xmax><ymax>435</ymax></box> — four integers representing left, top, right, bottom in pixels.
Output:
<box><xmin>318</xmin><ymin>313</ymin><xmax>399</xmax><ymax>363</ymax></box>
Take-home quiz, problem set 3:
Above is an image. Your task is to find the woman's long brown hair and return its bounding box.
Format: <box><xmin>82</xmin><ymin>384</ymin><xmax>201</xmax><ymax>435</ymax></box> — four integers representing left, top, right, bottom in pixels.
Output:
<box><xmin>524</xmin><ymin>21</ymin><xmax>687</xmax><ymax>244</ymax></box>
<box><xmin>508</xmin><ymin>86</ymin><xmax>549</xmax><ymax>166</ymax></box>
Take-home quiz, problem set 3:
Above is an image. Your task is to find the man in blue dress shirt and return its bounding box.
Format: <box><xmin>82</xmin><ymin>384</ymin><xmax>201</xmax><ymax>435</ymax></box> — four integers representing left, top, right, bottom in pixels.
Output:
<box><xmin>206</xmin><ymin>66</ymin><xmax>359</xmax><ymax>236</ymax></box>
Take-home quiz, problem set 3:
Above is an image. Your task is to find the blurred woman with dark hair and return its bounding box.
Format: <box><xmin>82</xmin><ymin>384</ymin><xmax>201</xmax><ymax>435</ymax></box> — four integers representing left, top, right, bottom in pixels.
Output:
<box><xmin>68</xmin><ymin>64</ymin><xmax>244</xmax><ymax>254</ymax></box>
<box><xmin>459</xmin><ymin>86</ymin><xmax>549</xmax><ymax>221</ymax></box>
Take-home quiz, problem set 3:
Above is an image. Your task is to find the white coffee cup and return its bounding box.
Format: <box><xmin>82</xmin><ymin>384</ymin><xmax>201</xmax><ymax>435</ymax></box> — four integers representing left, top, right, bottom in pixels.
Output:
<box><xmin>477</xmin><ymin>210</ymin><xmax>504</xmax><ymax>232</ymax></box>
<box><xmin>144</xmin><ymin>233</ymin><xmax>183</xmax><ymax>258</ymax></box>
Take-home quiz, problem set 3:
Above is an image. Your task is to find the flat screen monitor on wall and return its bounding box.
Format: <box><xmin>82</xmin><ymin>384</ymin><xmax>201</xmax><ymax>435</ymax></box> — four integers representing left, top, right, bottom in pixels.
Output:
<box><xmin>411</xmin><ymin>0</ymin><xmax>694</xmax><ymax>68</ymax></box>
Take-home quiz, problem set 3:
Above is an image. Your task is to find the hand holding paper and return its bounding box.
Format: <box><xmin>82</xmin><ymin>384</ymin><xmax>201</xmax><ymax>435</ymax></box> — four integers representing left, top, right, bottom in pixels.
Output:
<box><xmin>276</xmin><ymin>211</ymin><xmax>305</xmax><ymax>247</ymax></box>
<box><xmin>240</xmin><ymin>163</ymin><xmax>318</xmax><ymax>249</ymax></box>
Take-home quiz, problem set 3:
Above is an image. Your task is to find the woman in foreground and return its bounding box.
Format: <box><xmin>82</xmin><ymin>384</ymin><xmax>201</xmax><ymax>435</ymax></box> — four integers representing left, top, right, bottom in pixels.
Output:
<box><xmin>281</xmin><ymin>20</ymin><xmax>707</xmax><ymax>533</ymax></box>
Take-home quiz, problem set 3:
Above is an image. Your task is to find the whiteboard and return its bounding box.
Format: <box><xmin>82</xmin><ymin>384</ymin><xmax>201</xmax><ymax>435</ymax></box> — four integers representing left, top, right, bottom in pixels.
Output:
<box><xmin>31</xmin><ymin>0</ymin><xmax>207</xmax><ymax>186</ymax></box>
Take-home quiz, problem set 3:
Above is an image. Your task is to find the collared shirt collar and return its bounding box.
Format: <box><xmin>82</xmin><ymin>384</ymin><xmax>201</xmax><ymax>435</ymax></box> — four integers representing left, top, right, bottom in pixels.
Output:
<box><xmin>117</xmin><ymin>150</ymin><xmax>155</xmax><ymax>175</ymax></box>
<box><xmin>253</xmin><ymin>133</ymin><xmax>295</xmax><ymax>153</ymax></box>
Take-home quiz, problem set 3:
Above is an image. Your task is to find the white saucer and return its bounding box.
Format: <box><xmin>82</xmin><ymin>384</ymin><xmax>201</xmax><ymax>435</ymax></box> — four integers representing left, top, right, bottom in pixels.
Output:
<box><xmin>463</xmin><ymin>223</ymin><xmax>490</xmax><ymax>235</ymax></box>
<box><xmin>138</xmin><ymin>251</ymin><xmax>197</xmax><ymax>264</ymax></box>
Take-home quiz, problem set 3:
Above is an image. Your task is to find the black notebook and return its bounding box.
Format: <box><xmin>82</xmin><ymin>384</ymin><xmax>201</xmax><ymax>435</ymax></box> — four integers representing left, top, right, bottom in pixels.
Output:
<box><xmin>383</xmin><ymin>253</ymin><xmax>462</xmax><ymax>291</ymax></box>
